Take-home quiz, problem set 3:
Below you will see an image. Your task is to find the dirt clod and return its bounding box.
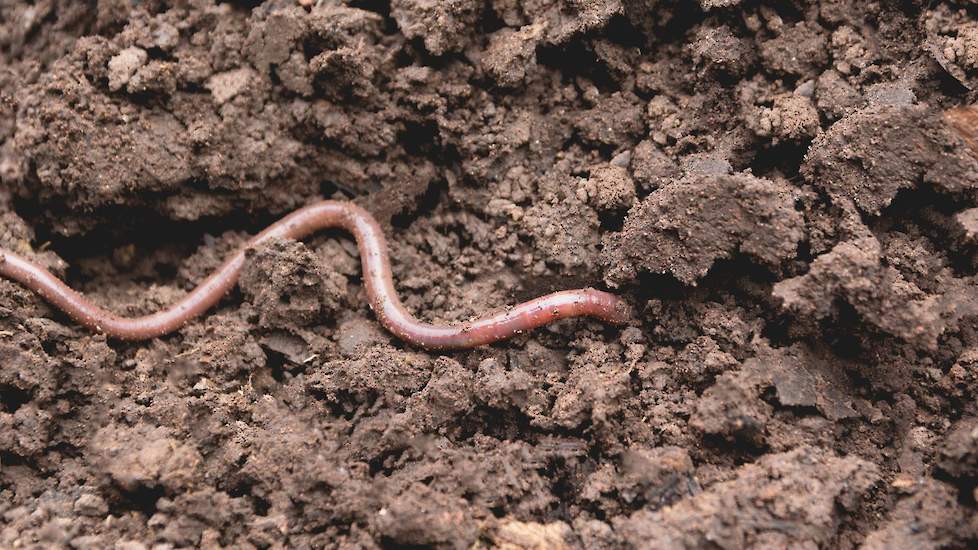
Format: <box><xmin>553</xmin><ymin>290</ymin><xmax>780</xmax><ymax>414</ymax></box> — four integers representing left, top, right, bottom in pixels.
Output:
<box><xmin>616</xmin><ymin>446</ymin><xmax>879</xmax><ymax>549</ymax></box>
<box><xmin>603</xmin><ymin>172</ymin><xmax>803</xmax><ymax>286</ymax></box>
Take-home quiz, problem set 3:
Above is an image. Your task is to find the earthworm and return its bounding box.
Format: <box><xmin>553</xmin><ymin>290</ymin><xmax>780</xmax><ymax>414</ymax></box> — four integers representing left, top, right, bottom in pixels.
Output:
<box><xmin>0</xmin><ymin>201</ymin><xmax>633</xmax><ymax>350</ymax></box>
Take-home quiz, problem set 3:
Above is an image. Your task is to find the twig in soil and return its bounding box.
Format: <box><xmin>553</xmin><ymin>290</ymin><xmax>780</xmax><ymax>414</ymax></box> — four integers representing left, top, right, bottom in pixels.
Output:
<box><xmin>946</xmin><ymin>104</ymin><xmax>978</xmax><ymax>154</ymax></box>
<box><xmin>0</xmin><ymin>201</ymin><xmax>633</xmax><ymax>350</ymax></box>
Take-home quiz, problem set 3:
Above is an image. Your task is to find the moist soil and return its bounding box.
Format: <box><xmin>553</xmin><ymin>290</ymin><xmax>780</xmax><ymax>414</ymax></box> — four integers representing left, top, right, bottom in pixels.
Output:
<box><xmin>3</xmin><ymin>0</ymin><xmax>978</xmax><ymax>548</ymax></box>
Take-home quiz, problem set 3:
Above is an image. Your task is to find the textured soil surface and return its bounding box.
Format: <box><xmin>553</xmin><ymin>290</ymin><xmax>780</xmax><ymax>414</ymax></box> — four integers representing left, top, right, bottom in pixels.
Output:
<box><xmin>4</xmin><ymin>0</ymin><xmax>978</xmax><ymax>548</ymax></box>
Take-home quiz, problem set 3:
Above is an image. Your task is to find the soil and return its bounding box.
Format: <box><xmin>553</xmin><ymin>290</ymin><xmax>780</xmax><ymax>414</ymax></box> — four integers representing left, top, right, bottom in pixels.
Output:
<box><xmin>3</xmin><ymin>0</ymin><xmax>978</xmax><ymax>548</ymax></box>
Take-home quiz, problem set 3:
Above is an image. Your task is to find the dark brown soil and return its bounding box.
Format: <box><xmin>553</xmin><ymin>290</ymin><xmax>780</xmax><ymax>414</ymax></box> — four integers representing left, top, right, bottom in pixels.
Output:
<box><xmin>3</xmin><ymin>0</ymin><xmax>978</xmax><ymax>548</ymax></box>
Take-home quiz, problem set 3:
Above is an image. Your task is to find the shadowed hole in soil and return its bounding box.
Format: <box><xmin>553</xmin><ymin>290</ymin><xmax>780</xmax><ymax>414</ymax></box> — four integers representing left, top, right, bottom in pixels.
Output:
<box><xmin>249</xmin><ymin>355</ymin><xmax>285</xmax><ymax>397</ymax></box>
<box><xmin>480</xmin><ymin>0</ymin><xmax>507</xmax><ymax>34</ymax></box>
<box><xmin>761</xmin><ymin>390</ymin><xmax>823</xmax><ymax>419</ymax></box>
<box><xmin>458</xmin><ymin>405</ymin><xmax>536</xmax><ymax>443</ymax></box>
<box><xmin>380</xmin><ymin>540</ymin><xmax>429</xmax><ymax>550</ymax></box>
<box><xmin>760</xmin><ymin>311</ymin><xmax>796</xmax><ymax>349</ymax></box>
<box><xmin>306</xmin><ymin>387</ymin><xmax>372</xmax><ymax>422</ymax></box>
<box><xmin>15</xmin><ymin>204</ymin><xmax>253</xmax><ymax>278</ymax></box>
<box><xmin>346</xmin><ymin>0</ymin><xmax>392</xmax><ymax>19</ymax></box>
<box><xmin>266</xmin><ymin>349</ymin><xmax>287</xmax><ymax>384</ymax></box>
<box><xmin>390</xmin><ymin>178</ymin><xmax>447</xmax><ymax>230</ymax></box>
<box><xmin>872</xmin><ymin>184</ymin><xmax>978</xmax><ymax>277</ymax></box>
<box><xmin>398</xmin><ymin>120</ymin><xmax>443</xmax><ymax>157</ymax></box>
<box><xmin>699</xmin><ymin>431</ymin><xmax>770</xmax><ymax>461</ymax></box>
<box><xmin>634</xmin><ymin>253</ymin><xmax>782</xmax><ymax>309</ymax></box>
<box><xmin>545</xmin><ymin>454</ymin><xmax>591</xmax><ymax>522</ymax></box>
<box><xmin>933</xmin><ymin>63</ymin><xmax>973</xmax><ymax>97</ymax></box>
<box><xmin>821</xmin><ymin>299</ymin><xmax>866</xmax><ymax>360</ymax></box>
<box><xmin>629</xmin><ymin>0</ymin><xmax>706</xmax><ymax>44</ymax></box>
<box><xmin>10</xmin><ymin>185</ymin><xmax>364</xmax><ymax>303</ymax></box>
<box><xmin>113</xmin><ymin>484</ymin><xmax>166</xmax><ymax>517</ymax></box>
<box><xmin>597</xmin><ymin>209</ymin><xmax>628</xmax><ymax>232</ymax></box>
<box><xmin>748</xmin><ymin>141</ymin><xmax>809</xmax><ymax>182</ymax></box>
<box><xmin>0</xmin><ymin>384</ymin><xmax>31</xmax><ymax>413</ymax></box>
<box><xmin>45</xmin><ymin>442</ymin><xmax>82</xmax><ymax>464</ymax></box>
<box><xmin>14</xmin><ymin>181</ymin><xmax>345</xmax><ymax>267</ymax></box>
<box><xmin>630</xmin><ymin>271</ymin><xmax>689</xmax><ymax>305</ymax></box>
<box><xmin>0</xmin><ymin>450</ymin><xmax>31</xmax><ymax>468</ymax></box>
<box><xmin>536</xmin><ymin>16</ymin><xmax>645</xmax><ymax>95</ymax></box>
<box><xmin>259</xmin><ymin>345</ymin><xmax>316</xmax><ymax>385</ymax></box>
<box><xmin>220</xmin><ymin>0</ymin><xmax>264</xmax><ymax>11</ymax></box>
<box><xmin>604</xmin><ymin>14</ymin><xmax>647</xmax><ymax>49</ymax></box>
<box><xmin>933</xmin><ymin>461</ymin><xmax>978</xmax><ymax>520</ymax></box>
<box><xmin>536</xmin><ymin>42</ymin><xmax>606</xmax><ymax>90</ymax></box>
<box><xmin>368</xmin><ymin>447</ymin><xmax>407</xmax><ymax>477</ymax></box>
<box><xmin>228</xmin><ymin>481</ymin><xmax>272</xmax><ymax>516</ymax></box>
<box><xmin>399</xmin><ymin>36</ymin><xmax>470</xmax><ymax>69</ymax></box>
<box><xmin>874</xmin><ymin>184</ymin><xmax>963</xmax><ymax>228</ymax></box>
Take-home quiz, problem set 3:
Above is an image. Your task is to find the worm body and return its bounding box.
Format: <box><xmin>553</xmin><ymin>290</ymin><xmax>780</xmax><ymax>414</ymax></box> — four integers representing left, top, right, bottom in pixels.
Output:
<box><xmin>0</xmin><ymin>201</ymin><xmax>632</xmax><ymax>349</ymax></box>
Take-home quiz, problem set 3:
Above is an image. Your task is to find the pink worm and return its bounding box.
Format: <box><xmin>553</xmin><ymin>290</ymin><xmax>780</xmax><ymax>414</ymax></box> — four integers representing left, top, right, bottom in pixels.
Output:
<box><xmin>0</xmin><ymin>201</ymin><xmax>632</xmax><ymax>350</ymax></box>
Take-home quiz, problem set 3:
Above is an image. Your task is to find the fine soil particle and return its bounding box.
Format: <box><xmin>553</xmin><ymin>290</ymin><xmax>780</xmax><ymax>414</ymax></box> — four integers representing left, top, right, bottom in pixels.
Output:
<box><xmin>3</xmin><ymin>1</ymin><xmax>978</xmax><ymax>548</ymax></box>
